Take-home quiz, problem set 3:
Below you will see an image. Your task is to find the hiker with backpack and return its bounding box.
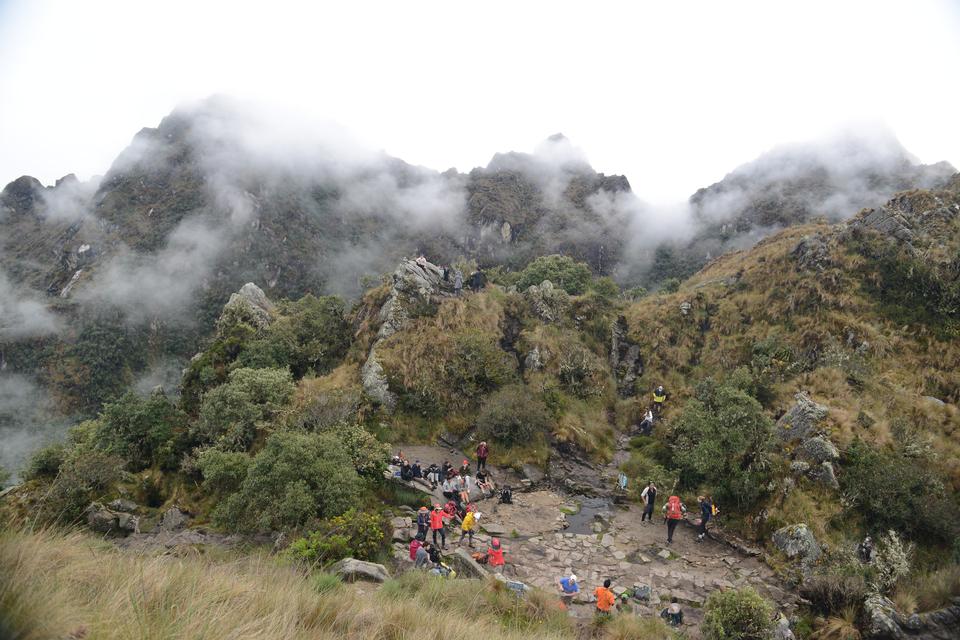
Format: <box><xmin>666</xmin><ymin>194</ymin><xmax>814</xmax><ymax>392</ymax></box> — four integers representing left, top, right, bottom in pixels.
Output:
<box><xmin>594</xmin><ymin>579</ymin><xmax>616</xmax><ymax>618</ymax></box>
<box><xmin>660</xmin><ymin>597</ymin><xmax>684</xmax><ymax>626</ymax></box>
<box><xmin>696</xmin><ymin>495</ymin><xmax>712</xmax><ymax>542</ymax></box>
<box><xmin>662</xmin><ymin>494</ymin><xmax>686</xmax><ymax>544</ymax></box>
<box><xmin>416</xmin><ymin>506</ymin><xmax>430</xmax><ymax>540</ymax></box>
<box><xmin>458</xmin><ymin>510</ymin><xmax>480</xmax><ymax>548</ymax></box>
<box><xmin>453</xmin><ymin>269</ymin><xmax>463</xmax><ymax>296</ymax></box>
<box><xmin>487</xmin><ymin>538</ymin><xmax>506</xmax><ymax>573</ymax></box>
<box><xmin>430</xmin><ymin>503</ymin><xmax>450</xmax><ymax>549</ymax></box>
<box><xmin>652</xmin><ymin>385</ymin><xmax>667</xmax><ymax>416</ymax></box>
<box><xmin>415</xmin><ymin>541</ymin><xmax>432</xmax><ymax>568</ymax></box>
<box><xmin>476</xmin><ymin>441</ymin><xmax>489</xmax><ymax>471</ymax></box>
<box><xmin>640</xmin><ymin>481</ymin><xmax>658</xmax><ymax>523</ymax></box>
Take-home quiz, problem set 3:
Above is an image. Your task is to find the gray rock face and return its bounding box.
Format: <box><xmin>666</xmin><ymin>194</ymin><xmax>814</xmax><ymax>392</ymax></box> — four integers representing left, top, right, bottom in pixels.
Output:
<box><xmin>220</xmin><ymin>282</ymin><xmax>275</xmax><ymax>330</ymax></box>
<box><xmin>108</xmin><ymin>498</ymin><xmax>139</xmax><ymax>513</ymax></box>
<box><xmin>522</xmin><ymin>464</ymin><xmax>545</xmax><ymax>484</ymax></box>
<box><xmin>610</xmin><ymin>316</ymin><xmax>642</xmax><ymax>398</ymax></box>
<box><xmin>332</xmin><ymin>558</ymin><xmax>391</xmax><ymax>583</ymax></box>
<box><xmin>792</xmin><ymin>234</ymin><xmax>833</xmax><ymax>271</ymax></box>
<box><xmin>450</xmin><ymin>547</ymin><xmax>490</xmax><ymax>578</ymax></box>
<box><xmin>863</xmin><ymin>594</ymin><xmax>960</xmax><ymax>640</ymax></box>
<box><xmin>777</xmin><ymin>393</ymin><xmax>828</xmax><ymax>442</ymax></box>
<box><xmin>159</xmin><ymin>506</ymin><xmax>188</xmax><ymax>532</ymax></box>
<box><xmin>772</xmin><ymin>523</ymin><xmax>821</xmax><ymax>565</ymax></box>
<box><xmin>808</xmin><ymin>461</ymin><xmax>839</xmax><ymax>490</ymax></box>
<box><xmin>85</xmin><ymin>502</ymin><xmax>139</xmax><ymax>534</ymax></box>
<box><xmin>361</xmin><ymin>349</ymin><xmax>396</xmax><ymax>410</ymax></box>
<box><xmin>796</xmin><ymin>436</ymin><xmax>839</xmax><ymax>464</ymax></box>
<box><xmin>524</xmin><ymin>280</ymin><xmax>570</xmax><ymax>323</ymax></box>
<box><xmin>524</xmin><ymin>346</ymin><xmax>544</xmax><ymax>372</ymax></box>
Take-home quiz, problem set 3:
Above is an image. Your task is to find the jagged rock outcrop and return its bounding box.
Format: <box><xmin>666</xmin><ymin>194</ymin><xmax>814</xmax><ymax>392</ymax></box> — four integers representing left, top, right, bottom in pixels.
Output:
<box><xmin>863</xmin><ymin>595</ymin><xmax>960</xmax><ymax>640</ymax></box>
<box><xmin>852</xmin><ymin>188</ymin><xmax>960</xmax><ymax>250</ymax></box>
<box><xmin>796</xmin><ymin>436</ymin><xmax>839</xmax><ymax>464</ymax></box>
<box><xmin>219</xmin><ymin>282</ymin><xmax>275</xmax><ymax>331</ymax></box>
<box><xmin>524</xmin><ymin>280</ymin><xmax>570</xmax><ymax>323</ymax></box>
<box><xmin>85</xmin><ymin>502</ymin><xmax>139</xmax><ymax>534</ymax></box>
<box><xmin>159</xmin><ymin>506</ymin><xmax>189</xmax><ymax>532</ymax></box>
<box><xmin>792</xmin><ymin>233</ymin><xmax>834</xmax><ymax>271</ymax></box>
<box><xmin>772</xmin><ymin>523</ymin><xmax>821</xmax><ymax>566</ymax></box>
<box><xmin>332</xmin><ymin>558</ymin><xmax>391</xmax><ymax>583</ymax></box>
<box><xmin>777</xmin><ymin>393</ymin><xmax>829</xmax><ymax>442</ymax></box>
<box><xmin>610</xmin><ymin>316</ymin><xmax>642</xmax><ymax>397</ymax></box>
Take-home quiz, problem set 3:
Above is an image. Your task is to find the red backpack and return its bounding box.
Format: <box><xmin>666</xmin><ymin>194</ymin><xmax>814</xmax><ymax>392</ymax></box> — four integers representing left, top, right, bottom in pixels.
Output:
<box><xmin>409</xmin><ymin>538</ymin><xmax>422</xmax><ymax>560</ymax></box>
<box><xmin>666</xmin><ymin>495</ymin><xmax>683</xmax><ymax>519</ymax></box>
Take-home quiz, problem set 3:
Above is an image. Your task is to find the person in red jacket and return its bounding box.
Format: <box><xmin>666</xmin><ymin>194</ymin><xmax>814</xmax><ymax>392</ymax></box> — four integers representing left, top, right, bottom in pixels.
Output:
<box><xmin>430</xmin><ymin>503</ymin><xmax>450</xmax><ymax>549</ymax></box>
<box><xmin>476</xmin><ymin>441</ymin><xmax>489</xmax><ymax>471</ymax></box>
<box><xmin>662</xmin><ymin>495</ymin><xmax>687</xmax><ymax>544</ymax></box>
<box><xmin>487</xmin><ymin>537</ymin><xmax>506</xmax><ymax>573</ymax></box>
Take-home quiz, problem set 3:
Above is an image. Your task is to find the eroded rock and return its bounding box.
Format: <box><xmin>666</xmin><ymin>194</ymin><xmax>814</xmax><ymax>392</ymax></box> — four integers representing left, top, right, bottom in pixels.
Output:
<box><xmin>777</xmin><ymin>393</ymin><xmax>828</xmax><ymax>442</ymax></box>
<box><xmin>332</xmin><ymin>558</ymin><xmax>391</xmax><ymax>583</ymax></box>
<box><xmin>772</xmin><ymin>523</ymin><xmax>821</xmax><ymax>565</ymax></box>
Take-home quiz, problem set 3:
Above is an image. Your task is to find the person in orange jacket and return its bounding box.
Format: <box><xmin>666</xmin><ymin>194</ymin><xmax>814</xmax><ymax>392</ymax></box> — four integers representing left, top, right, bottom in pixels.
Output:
<box><xmin>487</xmin><ymin>537</ymin><xmax>506</xmax><ymax>573</ymax></box>
<box><xmin>662</xmin><ymin>495</ymin><xmax>687</xmax><ymax>544</ymax></box>
<box><xmin>430</xmin><ymin>503</ymin><xmax>450</xmax><ymax>549</ymax></box>
<box><xmin>594</xmin><ymin>578</ymin><xmax>616</xmax><ymax>618</ymax></box>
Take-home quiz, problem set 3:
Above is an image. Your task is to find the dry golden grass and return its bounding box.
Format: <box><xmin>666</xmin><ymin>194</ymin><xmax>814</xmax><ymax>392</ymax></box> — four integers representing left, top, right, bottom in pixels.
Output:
<box><xmin>0</xmin><ymin>527</ymin><xmax>578</xmax><ymax>640</ymax></box>
<box><xmin>810</xmin><ymin>607</ymin><xmax>862</xmax><ymax>640</ymax></box>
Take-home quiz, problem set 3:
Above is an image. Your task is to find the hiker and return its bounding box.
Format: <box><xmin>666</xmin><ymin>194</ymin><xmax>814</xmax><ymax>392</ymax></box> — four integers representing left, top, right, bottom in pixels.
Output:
<box><xmin>459</xmin><ymin>459</ymin><xmax>471</xmax><ymax>476</ymax></box>
<box><xmin>662</xmin><ymin>494</ymin><xmax>686</xmax><ymax>544</ymax></box>
<box><xmin>416</xmin><ymin>506</ymin><xmax>430</xmax><ymax>540</ymax></box>
<box><xmin>458</xmin><ymin>510</ymin><xmax>480</xmax><ymax>547</ymax></box>
<box><xmin>858</xmin><ymin>536</ymin><xmax>874</xmax><ymax>563</ymax></box>
<box><xmin>487</xmin><ymin>538</ymin><xmax>506</xmax><ymax>573</ymax></box>
<box><xmin>594</xmin><ymin>579</ymin><xmax>616</xmax><ymax>618</ymax></box>
<box><xmin>425</xmin><ymin>463</ymin><xmax>441</xmax><ymax>488</ymax></box>
<box><xmin>444</xmin><ymin>499</ymin><xmax>463</xmax><ymax>525</ymax></box>
<box><xmin>617</xmin><ymin>472</ymin><xmax>628</xmax><ymax>493</ymax></box>
<box><xmin>639</xmin><ymin>408</ymin><xmax>654</xmax><ymax>436</ymax></box>
<box><xmin>660</xmin><ymin>597</ymin><xmax>684</xmax><ymax>627</ymax></box>
<box><xmin>652</xmin><ymin>385</ymin><xmax>667</xmax><ymax>416</ymax></box>
<box><xmin>441</xmin><ymin>460</ymin><xmax>454</xmax><ymax>480</ymax></box>
<box><xmin>442</xmin><ymin>477</ymin><xmax>458</xmax><ymax>501</ymax></box>
<box><xmin>476</xmin><ymin>441</ymin><xmax>489</xmax><ymax>471</ymax></box>
<box><xmin>453</xmin><ymin>269</ymin><xmax>463</xmax><ymax>296</ymax></box>
<box><xmin>459</xmin><ymin>472</ymin><xmax>473</xmax><ymax>503</ymax></box>
<box><xmin>696</xmin><ymin>495</ymin><xmax>712</xmax><ymax>542</ymax></box>
<box><xmin>640</xmin><ymin>481</ymin><xmax>658</xmax><ymax>523</ymax></box>
<box><xmin>409</xmin><ymin>536</ymin><xmax>423</xmax><ymax>561</ymax></box>
<box><xmin>427</xmin><ymin>541</ymin><xmax>443</xmax><ymax>567</ymax></box>
<box><xmin>415</xmin><ymin>541</ymin><xmax>431</xmax><ymax>568</ymax></box>
<box><xmin>499</xmin><ymin>485</ymin><xmax>513</xmax><ymax>504</ymax></box>
<box><xmin>476</xmin><ymin>468</ymin><xmax>495</xmax><ymax>498</ymax></box>
<box><xmin>400</xmin><ymin>460</ymin><xmax>413</xmax><ymax>481</ymax></box>
<box><xmin>411</xmin><ymin>460</ymin><xmax>422</xmax><ymax>479</ymax></box>
<box><xmin>468</xmin><ymin>269</ymin><xmax>487</xmax><ymax>292</ymax></box>
<box><xmin>442</xmin><ymin>266</ymin><xmax>450</xmax><ymax>282</ymax></box>
<box><xmin>558</xmin><ymin>573</ymin><xmax>579</xmax><ymax>608</ymax></box>
<box><xmin>430</xmin><ymin>504</ymin><xmax>449</xmax><ymax>549</ymax></box>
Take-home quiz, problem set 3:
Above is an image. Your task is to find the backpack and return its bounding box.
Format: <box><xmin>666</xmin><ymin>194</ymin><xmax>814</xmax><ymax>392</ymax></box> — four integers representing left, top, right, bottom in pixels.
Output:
<box><xmin>666</xmin><ymin>496</ymin><xmax>683</xmax><ymax>519</ymax></box>
<box><xmin>711</xmin><ymin>502</ymin><xmax>720</xmax><ymax>517</ymax></box>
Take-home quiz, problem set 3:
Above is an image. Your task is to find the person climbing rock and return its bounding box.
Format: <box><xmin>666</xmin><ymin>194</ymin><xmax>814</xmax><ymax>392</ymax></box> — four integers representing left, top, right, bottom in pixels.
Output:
<box><xmin>696</xmin><ymin>495</ymin><xmax>712</xmax><ymax>542</ymax></box>
<box><xmin>458</xmin><ymin>510</ymin><xmax>480</xmax><ymax>547</ymax></box>
<box><xmin>453</xmin><ymin>269</ymin><xmax>463</xmax><ymax>296</ymax></box>
<box><xmin>653</xmin><ymin>385</ymin><xmax>667</xmax><ymax>415</ymax></box>
<box><xmin>662</xmin><ymin>494</ymin><xmax>686</xmax><ymax>544</ymax></box>
<box><xmin>558</xmin><ymin>573</ymin><xmax>579</xmax><ymax>608</ymax></box>
<box><xmin>416</xmin><ymin>506</ymin><xmax>430</xmax><ymax>540</ymax></box>
<box><xmin>660</xmin><ymin>597</ymin><xmax>684</xmax><ymax>626</ymax></box>
<box><xmin>487</xmin><ymin>538</ymin><xmax>506</xmax><ymax>573</ymax></box>
<box><xmin>430</xmin><ymin>504</ymin><xmax>449</xmax><ymax>549</ymax></box>
<box><xmin>639</xmin><ymin>408</ymin><xmax>654</xmax><ymax>435</ymax></box>
<box><xmin>476</xmin><ymin>441</ymin><xmax>489</xmax><ymax>471</ymax></box>
<box><xmin>594</xmin><ymin>579</ymin><xmax>616</xmax><ymax>618</ymax></box>
<box><xmin>858</xmin><ymin>536</ymin><xmax>874</xmax><ymax>563</ymax></box>
<box><xmin>415</xmin><ymin>541</ymin><xmax>431</xmax><ymax>568</ymax></box>
<box><xmin>640</xmin><ymin>481</ymin><xmax>658</xmax><ymax>523</ymax></box>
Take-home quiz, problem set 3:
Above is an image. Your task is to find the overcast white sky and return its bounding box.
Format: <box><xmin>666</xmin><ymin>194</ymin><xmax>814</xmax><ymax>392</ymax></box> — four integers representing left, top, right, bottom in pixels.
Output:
<box><xmin>0</xmin><ymin>0</ymin><xmax>957</xmax><ymax>203</ymax></box>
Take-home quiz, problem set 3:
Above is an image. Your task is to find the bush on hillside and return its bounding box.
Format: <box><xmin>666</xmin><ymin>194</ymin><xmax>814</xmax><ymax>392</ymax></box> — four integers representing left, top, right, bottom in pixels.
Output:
<box><xmin>212</xmin><ymin>431</ymin><xmax>361</xmax><ymax>532</ymax></box>
<box><xmin>34</xmin><ymin>450</ymin><xmax>125</xmax><ymax>526</ymax></box>
<box><xmin>702</xmin><ymin>587</ymin><xmax>775</xmax><ymax>640</ymax></box>
<box><xmin>197</xmin><ymin>449</ymin><xmax>251</xmax><ymax>496</ymax></box>
<box><xmin>477</xmin><ymin>384</ymin><xmax>553</xmax><ymax>447</ymax></box>
<box><xmin>671</xmin><ymin>380</ymin><xmax>774</xmax><ymax>510</ymax></box>
<box><xmin>193</xmin><ymin>367</ymin><xmax>295</xmax><ymax>451</ymax></box>
<box><xmin>287</xmin><ymin>508</ymin><xmax>388</xmax><ymax>567</ymax></box>
<box><xmin>314</xmin><ymin>422</ymin><xmax>389</xmax><ymax>478</ymax></box>
<box><xmin>589</xmin><ymin>276</ymin><xmax>620</xmax><ymax>299</ymax></box>
<box><xmin>557</xmin><ymin>344</ymin><xmax>608</xmax><ymax>398</ymax></box>
<box><xmin>516</xmin><ymin>255</ymin><xmax>592</xmax><ymax>295</ymax></box>
<box><xmin>95</xmin><ymin>391</ymin><xmax>186</xmax><ymax>471</ymax></box>
<box><xmin>660</xmin><ymin>277</ymin><xmax>681</xmax><ymax>294</ymax></box>
<box><xmin>445</xmin><ymin>331</ymin><xmax>517</xmax><ymax>400</ymax></box>
<box><xmin>23</xmin><ymin>443</ymin><xmax>67</xmax><ymax>480</ymax></box>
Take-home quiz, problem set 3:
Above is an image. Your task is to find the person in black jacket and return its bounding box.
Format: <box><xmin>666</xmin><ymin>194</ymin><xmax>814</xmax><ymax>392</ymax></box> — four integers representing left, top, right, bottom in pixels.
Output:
<box><xmin>696</xmin><ymin>495</ymin><xmax>712</xmax><ymax>542</ymax></box>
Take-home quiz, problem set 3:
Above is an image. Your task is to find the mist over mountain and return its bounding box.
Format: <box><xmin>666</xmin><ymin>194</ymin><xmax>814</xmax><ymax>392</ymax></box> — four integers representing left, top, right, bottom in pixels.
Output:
<box><xmin>0</xmin><ymin>98</ymin><xmax>955</xmax><ymax>475</ymax></box>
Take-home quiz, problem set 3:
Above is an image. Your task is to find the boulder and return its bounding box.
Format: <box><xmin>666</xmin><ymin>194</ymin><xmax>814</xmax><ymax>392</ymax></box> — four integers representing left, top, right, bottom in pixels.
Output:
<box><xmin>863</xmin><ymin>594</ymin><xmax>960</xmax><ymax>640</ymax></box>
<box><xmin>361</xmin><ymin>349</ymin><xmax>396</xmax><ymax>410</ymax></box>
<box><xmin>773</xmin><ymin>614</ymin><xmax>796</xmax><ymax>640</ymax></box>
<box><xmin>108</xmin><ymin>498</ymin><xmax>139</xmax><ymax>513</ymax></box>
<box><xmin>220</xmin><ymin>283</ymin><xmax>275</xmax><ymax>331</ymax></box>
<box><xmin>332</xmin><ymin>558</ymin><xmax>391</xmax><ymax>583</ymax></box>
<box><xmin>790</xmin><ymin>461</ymin><xmax>811</xmax><ymax>475</ymax></box>
<box><xmin>777</xmin><ymin>393</ymin><xmax>828</xmax><ymax>442</ymax></box>
<box><xmin>772</xmin><ymin>524</ymin><xmax>821</xmax><ymax>565</ymax></box>
<box><xmin>808</xmin><ymin>461</ymin><xmax>839</xmax><ymax>490</ymax></box>
<box><xmin>796</xmin><ymin>436</ymin><xmax>839</xmax><ymax>464</ymax></box>
<box><xmin>159</xmin><ymin>506</ymin><xmax>188</xmax><ymax>532</ymax></box>
<box><xmin>521</xmin><ymin>464</ymin><xmax>545</xmax><ymax>484</ymax></box>
<box><xmin>524</xmin><ymin>346</ymin><xmax>544</xmax><ymax>372</ymax></box>
<box><xmin>450</xmin><ymin>547</ymin><xmax>490</xmax><ymax>578</ymax></box>
<box><xmin>609</xmin><ymin>316</ymin><xmax>642</xmax><ymax>397</ymax></box>
<box><xmin>84</xmin><ymin>502</ymin><xmax>139</xmax><ymax>534</ymax></box>
<box><xmin>792</xmin><ymin>234</ymin><xmax>833</xmax><ymax>271</ymax></box>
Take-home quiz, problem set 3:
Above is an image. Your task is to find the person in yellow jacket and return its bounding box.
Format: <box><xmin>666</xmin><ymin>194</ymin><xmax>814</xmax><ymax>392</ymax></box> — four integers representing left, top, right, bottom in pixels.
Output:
<box><xmin>652</xmin><ymin>385</ymin><xmax>668</xmax><ymax>416</ymax></box>
<box><xmin>458</xmin><ymin>510</ymin><xmax>481</xmax><ymax>548</ymax></box>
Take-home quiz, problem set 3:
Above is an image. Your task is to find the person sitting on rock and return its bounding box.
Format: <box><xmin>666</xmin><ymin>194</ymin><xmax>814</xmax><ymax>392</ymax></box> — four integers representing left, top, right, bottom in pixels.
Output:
<box><xmin>594</xmin><ymin>579</ymin><xmax>616</xmax><ymax>618</ymax></box>
<box><xmin>442</xmin><ymin>460</ymin><xmax>454</xmax><ymax>479</ymax></box>
<box><xmin>425</xmin><ymin>463</ymin><xmax>441</xmax><ymax>488</ymax></box>
<box><xmin>476</xmin><ymin>469</ymin><xmax>495</xmax><ymax>498</ymax></box>
<box><xmin>400</xmin><ymin>460</ymin><xmax>413</xmax><ymax>481</ymax></box>
<box><xmin>415</xmin><ymin>541</ymin><xmax>431</xmax><ymax>568</ymax></box>
<box><xmin>411</xmin><ymin>460</ymin><xmax>422</xmax><ymax>478</ymax></box>
<box><xmin>639</xmin><ymin>408</ymin><xmax>654</xmax><ymax>435</ymax></box>
<box><xmin>558</xmin><ymin>573</ymin><xmax>579</xmax><ymax>608</ymax></box>
<box><xmin>441</xmin><ymin>477</ymin><xmax>457</xmax><ymax>502</ymax></box>
<box><xmin>487</xmin><ymin>538</ymin><xmax>506</xmax><ymax>573</ymax></box>
<box><xmin>459</xmin><ymin>471</ymin><xmax>473</xmax><ymax>503</ymax></box>
<box><xmin>660</xmin><ymin>597</ymin><xmax>684</xmax><ymax>626</ymax></box>
<box><xmin>459</xmin><ymin>459</ymin><xmax>471</xmax><ymax>476</ymax></box>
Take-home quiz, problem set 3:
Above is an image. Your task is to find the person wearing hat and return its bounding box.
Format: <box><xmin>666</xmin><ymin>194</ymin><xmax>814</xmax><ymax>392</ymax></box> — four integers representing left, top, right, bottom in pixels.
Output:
<box><xmin>660</xmin><ymin>597</ymin><xmax>684</xmax><ymax>627</ymax></box>
<box><xmin>430</xmin><ymin>503</ymin><xmax>450</xmax><ymax>549</ymax></box>
<box><xmin>487</xmin><ymin>537</ymin><xmax>505</xmax><ymax>573</ymax></box>
<box><xmin>459</xmin><ymin>459</ymin><xmax>471</xmax><ymax>477</ymax></box>
<box><xmin>416</xmin><ymin>506</ymin><xmax>430</xmax><ymax>540</ymax></box>
<box><xmin>476</xmin><ymin>441</ymin><xmax>489</xmax><ymax>471</ymax></box>
<box><xmin>458</xmin><ymin>510</ymin><xmax>480</xmax><ymax>547</ymax></box>
<box><xmin>558</xmin><ymin>573</ymin><xmax>579</xmax><ymax>608</ymax></box>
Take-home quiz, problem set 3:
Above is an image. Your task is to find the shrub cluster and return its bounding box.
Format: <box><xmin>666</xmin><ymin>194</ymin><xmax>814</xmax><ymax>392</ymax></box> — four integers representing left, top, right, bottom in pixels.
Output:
<box><xmin>287</xmin><ymin>508</ymin><xmax>388</xmax><ymax>567</ymax></box>
<box><xmin>476</xmin><ymin>384</ymin><xmax>553</xmax><ymax>447</ymax></box>
<box><xmin>516</xmin><ymin>255</ymin><xmax>593</xmax><ymax>295</ymax></box>
<box><xmin>702</xmin><ymin>587</ymin><xmax>775</xmax><ymax>640</ymax></box>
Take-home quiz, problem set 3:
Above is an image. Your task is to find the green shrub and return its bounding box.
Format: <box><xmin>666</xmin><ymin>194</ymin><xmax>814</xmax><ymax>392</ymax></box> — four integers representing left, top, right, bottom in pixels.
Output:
<box><xmin>516</xmin><ymin>255</ymin><xmax>592</xmax><ymax>294</ymax></box>
<box><xmin>589</xmin><ymin>276</ymin><xmax>620</xmax><ymax>299</ymax></box>
<box><xmin>670</xmin><ymin>380</ymin><xmax>774</xmax><ymax>510</ymax></box>
<box><xmin>315</xmin><ymin>422</ymin><xmax>389</xmax><ymax>478</ymax></box>
<box><xmin>476</xmin><ymin>384</ymin><xmax>553</xmax><ymax>447</ymax></box>
<box><xmin>445</xmin><ymin>331</ymin><xmax>517</xmax><ymax>400</ymax></box>
<box><xmin>197</xmin><ymin>449</ymin><xmax>251</xmax><ymax>496</ymax></box>
<box><xmin>557</xmin><ymin>344</ymin><xmax>607</xmax><ymax>398</ymax></box>
<box><xmin>212</xmin><ymin>431</ymin><xmax>362</xmax><ymax>532</ymax></box>
<box><xmin>34</xmin><ymin>450</ymin><xmax>124</xmax><ymax>526</ymax></box>
<box><xmin>193</xmin><ymin>367</ymin><xmax>294</xmax><ymax>451</ymax></box>
<box><xmin>95</xmin><ymin>391</ymin><xmax>186</xmax><ymax>470</ymax></box>
<box><xmin>660</xmin><ymin>277</ymin><xmax>681</xmax><ymax>294</ymax></box>
<box><xmin>287</xmin><ymin>509</ymin><xmax>388</xmax><ymax>567</ymax></box>
<box><xmin>23</xmin><ymin>443</ymin><xmax>67</xmax><ymax>480</ymax></box>
<box><xmin>702</xmin><ymin>587</ymin><xmax>775</xmax><ymax>640</ymax></box>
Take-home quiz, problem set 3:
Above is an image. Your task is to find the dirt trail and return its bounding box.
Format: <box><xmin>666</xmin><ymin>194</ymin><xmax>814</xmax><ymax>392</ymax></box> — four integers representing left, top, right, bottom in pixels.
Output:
<box><xmin>391</xmin><ymin>443</ymin><xmax>798</xmax><ymax>634</ymax></box>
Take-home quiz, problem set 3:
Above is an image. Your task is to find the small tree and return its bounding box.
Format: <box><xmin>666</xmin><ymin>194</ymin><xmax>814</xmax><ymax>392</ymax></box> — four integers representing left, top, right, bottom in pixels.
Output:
<box><xmin>477</xmin><ymin>384</ymin><xmax>553</xmax><ymax>447</ymax></box>
<box><xmin>95</xmin><ymin>390</ymin><xmax>186</xmax><ymax>470</ymax></box>
<box><xmin>702</xmin><ymin>587</ymin><xmax>775</xmax><ymax>640</ymax></box>
<box><xmin>872</xmin><ymin>530</ymin><xmax>914</xmax><ymax>595</ymax></box>
<box><xmin>194</xmin><ymin>367</ymin><xmax>294</xmax><ymax>451</ymax></box>
<box><xmin>517</xmin><ymin>255</ymin><xmax>593</xmax><ymax>295</ymax></box>
<box><xmin>287</xmin><ymin>509</ymin><xmax>388</xmax><ymax>567</ymax></box>
<box><xmin>445</xmin><ymin>331</ymin><xmax>517</xmax><ymax>400</ymax></box>
<box><xmin>197</xmin><ymin>449</ymin><xmax>251</xmax><ymax>496</ymax></box>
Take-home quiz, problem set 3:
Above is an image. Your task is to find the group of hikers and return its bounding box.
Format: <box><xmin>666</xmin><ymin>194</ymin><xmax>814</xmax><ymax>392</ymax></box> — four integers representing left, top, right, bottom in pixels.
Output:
<box><xmin>641</xmin><ymin>480</ymin><xmax>718</xmax><ymax>544</ymax></box>
<box><xmin>558</xmin><ymin>574</ymin><xmax>685</xmax><ymax>626</ymax></box>
<box><xmin>637</xmin><ymin>384</ymin><xmax>668</xmax><ymax>436</ymax></box>
<box><xmin>413</xmin><ymin>255</ymin><xmax>487</xmax><ymax>296</ymax></box>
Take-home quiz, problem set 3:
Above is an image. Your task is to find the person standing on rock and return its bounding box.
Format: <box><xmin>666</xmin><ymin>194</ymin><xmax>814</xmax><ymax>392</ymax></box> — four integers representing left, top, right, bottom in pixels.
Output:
<box><xmin>430</xmin><ymin>504</ymin><xmax>450</xmax><ymax>549</ymax></box>
<box><xmin>696</xmin><ymin>495</ymin><xmax>712</xmax><ymax>542</ymax></box>
<box><xmin>594</xmin><ymin>579</ymin><xmax>616</xmax><ymax>618</ymax></box>
<box><xmin>476</xmin><ymin>441</ymin><xmax>489</xmax><ymax>471</ymax></box>
<box><xmin>458</xmin><ymin>510</ymin><xmax>480</xmax><ymax>547</ymax></box>
<box><xmin>653</xmin><ymin>385</ymin><xmax>667</xmax><ymax>416</ymax></box>
<box><xmin>662</xmin><ymin>494</ymin><xmax>686</xmax><ymax>544</ymax></box>
<box><xmin>640</xmin><ymin>481</ymin><xmax>658</xmax><ymax>523</ymax></box>
<box><xmin>416</xmin><ymin>506</ymin><xmax>430</xmax><ymax>540</ymax></box>
<box><xmin>558</xmin><ymin>573</ymin><xmax>579</xmax><ymax>609</ymax></box>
